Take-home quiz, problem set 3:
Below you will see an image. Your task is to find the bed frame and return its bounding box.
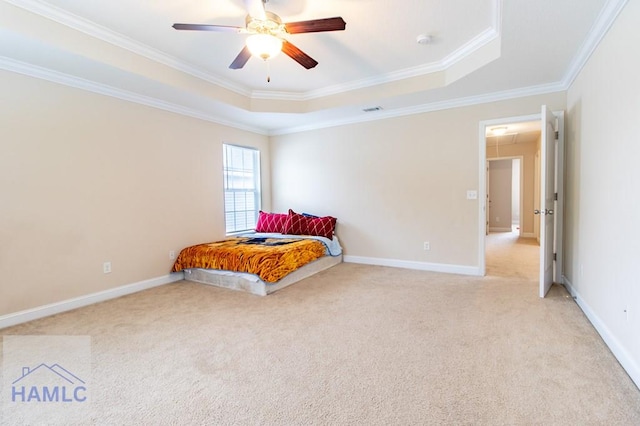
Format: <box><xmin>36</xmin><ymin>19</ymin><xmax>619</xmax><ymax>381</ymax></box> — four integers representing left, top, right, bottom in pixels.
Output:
<box><xmin>182</xmin><ymin>254</ymin><xmax>342</xmax><ymax>296</ymax></box>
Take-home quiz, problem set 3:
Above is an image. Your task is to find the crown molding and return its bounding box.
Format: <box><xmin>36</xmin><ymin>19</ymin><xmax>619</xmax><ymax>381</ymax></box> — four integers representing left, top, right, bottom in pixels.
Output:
<box><xmin>1</xmin><ymin>53</ymin><xmax>563</xmax><ymax>138</ymax></box>
<box><xmin>4</xmin><ymin>0</ymin><xmax>252</xmax><ymax>97</ymax></box>
<box><xmin>561</xmin><ymin>0</ymin><xmax>629</xmax><ymax>88</ymax></box>
<box><xmin>292</xmin><ymin>28</ymin><xmax>499</xmax><ymax>100</ymax></box>
<box><xmin>0</xmin><ymin>56</ymin><xmax>268</xmax><ymax>135</ymax></box>
<box><xmin>269</xmin><ymin>81</ymin><xmax>565</xmax><ymax>135</ymax></box>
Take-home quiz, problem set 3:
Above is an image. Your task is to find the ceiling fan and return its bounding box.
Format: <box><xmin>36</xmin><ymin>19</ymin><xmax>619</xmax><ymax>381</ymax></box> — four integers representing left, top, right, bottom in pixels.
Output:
<box><xmin>172</xmin><ymin>0</ymin><xmax>346</xmax><ymax>71</ymax></box>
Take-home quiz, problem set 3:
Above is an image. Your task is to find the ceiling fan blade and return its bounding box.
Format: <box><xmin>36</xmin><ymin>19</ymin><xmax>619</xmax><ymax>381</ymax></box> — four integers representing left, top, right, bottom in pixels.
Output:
<box><xmin>282</xmin><ymin>41</ymin><xmax>318</xmax><ymax>69</ymax></box>
<box><xmin>172</xmin><ymin>23</ymin><xmax>243</xmax><ymax>33</ymax></box>
<box><xmin>244</xmin><ymin>0</ymin><xmax>266</xmax><ymax>20</ymax></box>
<box><xmin>229</xmin><ymin>46</ymin><xmax>252</xmax><ymax>69</ymax></box>
<box><xmin>284</xmin><ymin>17</ymin><xmax>346</xmax><ymax>34</ymax></box>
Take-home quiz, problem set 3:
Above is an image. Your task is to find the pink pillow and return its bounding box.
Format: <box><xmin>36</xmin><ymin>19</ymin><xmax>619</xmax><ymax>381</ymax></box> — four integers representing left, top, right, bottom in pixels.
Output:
<box><xmin>255</xmin><ymin>211</ymin><xmax>288</xmax><ymax>233</ymax></box>
<box><xmin>284</xmin><ymin>209</ymin><xmax>337</xmax><ymax>239</ymax></box>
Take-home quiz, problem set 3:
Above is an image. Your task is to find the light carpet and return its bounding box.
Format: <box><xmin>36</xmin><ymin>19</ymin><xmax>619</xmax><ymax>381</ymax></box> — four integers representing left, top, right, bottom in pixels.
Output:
<box><xmin>1</xmin><ymin>232</ymin><xmax>639</xmax><ymax>425</ymax></box>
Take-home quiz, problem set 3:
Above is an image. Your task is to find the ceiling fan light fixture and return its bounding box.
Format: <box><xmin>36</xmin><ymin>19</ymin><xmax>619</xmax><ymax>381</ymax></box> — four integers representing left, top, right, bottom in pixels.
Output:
<box><xmin>246</xmin><ymin>34</ymin><xmax>283</xmax><ymax>60</ymax></box>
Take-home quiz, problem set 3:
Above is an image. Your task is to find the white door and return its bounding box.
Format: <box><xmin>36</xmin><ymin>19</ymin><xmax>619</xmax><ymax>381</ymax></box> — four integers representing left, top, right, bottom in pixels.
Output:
<box><xmin>486</xmin><ymin>161</ymin><xmax>490</xmax><ymax>235</ymax></box>
<box><xmin>538</xmin><ymin>105</ymin><xmax>556</xmax><ymax>297</ymax></box>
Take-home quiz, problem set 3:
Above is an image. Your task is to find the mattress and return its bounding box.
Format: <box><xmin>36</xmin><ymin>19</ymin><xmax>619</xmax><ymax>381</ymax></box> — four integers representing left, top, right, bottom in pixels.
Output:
<box><xmin>183</xmin><ymin>254</ymin><xmax>342</xmax><ymax>296</ymax></box>
<box><xmin>176</xmin><ymin>232</ymin><xmax>343</xmax><ymax>296</ymax></box>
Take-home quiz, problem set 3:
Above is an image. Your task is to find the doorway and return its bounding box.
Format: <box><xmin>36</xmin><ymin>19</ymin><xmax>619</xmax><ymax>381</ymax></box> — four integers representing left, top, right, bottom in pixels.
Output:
<box><xmin>482</xmin><ymin>117</ymin><xmax>542</xmax><ymax>280</ymax></box>
<box><xmin>478</xmin><ymin>107</ymin><xmax>565</xmax><ymax>297</ymax></box>
<box><xmin>487</xmin><ymin>157</ymin><xmax>523</xmax><ymax>235</ymax></box>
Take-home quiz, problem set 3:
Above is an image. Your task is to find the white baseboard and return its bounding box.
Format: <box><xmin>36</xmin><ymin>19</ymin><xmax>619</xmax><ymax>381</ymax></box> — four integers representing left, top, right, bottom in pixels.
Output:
<box><xmin>0</xmin><ymin>272</ymin><xmax>184</xmax><ymax>330</ymax></box>
<box><xmin>563</xmin><ymin>275</ymin><xmax>640</xmax><ymax>389</ymax></box>
<box><xmin>343</xmin><ymin>255</ymin><xmax>481</xmax><ymax>276</ymax></box>
<box><xmin>489</xmin><ymin>227</ymin><xmax>513</xmax><ymax>232</ymax></box>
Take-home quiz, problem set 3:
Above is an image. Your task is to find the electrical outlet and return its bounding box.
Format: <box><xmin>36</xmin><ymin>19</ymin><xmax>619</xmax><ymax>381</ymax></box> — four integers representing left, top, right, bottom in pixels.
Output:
<box><xmin>103</xmin><ymin>262</ymin><xmax>112</xmax><ymax>274</ymax></box>
<box><xmin>423</xmin><ymin>242</ymin><xmax>430</xmax><ymax>251</ymax></box>
<box><xmin>169</xmin><ymin>250</ymin><xmax>176</xmax><ymax>260</ymax></box>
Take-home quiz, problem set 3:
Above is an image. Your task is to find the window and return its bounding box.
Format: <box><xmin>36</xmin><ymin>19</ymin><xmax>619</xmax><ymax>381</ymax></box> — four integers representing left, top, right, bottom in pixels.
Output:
<box><xmin>223</xmin><ymin>144</ymin><xmax>261</xmax><ymax>233</ymax></box>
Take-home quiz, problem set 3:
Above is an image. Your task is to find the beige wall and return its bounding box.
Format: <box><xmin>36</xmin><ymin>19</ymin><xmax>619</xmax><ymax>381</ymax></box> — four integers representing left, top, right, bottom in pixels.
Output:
<box><xmin>487</xmin><ymin>159</ymin><xmax>512</xmax><ymax>231</ymax></box>
<box><xmin>270</xmin><ymin>92</ymin><xmax>565</xmax><ymax>269</ymax></box>
<box><xmin>487</xmin><ymin>138</ymin><xmax>540</xmax><ymax>236</ymax></box>
<box><xmin>565</xmin><ymin>1</ymin><xmax>640</xmax><ymax>384</ymax></box>
<box><xmin>0</xmin><ymin>71</ymin><xmax>269</xmax><ymax>316</ymax></box>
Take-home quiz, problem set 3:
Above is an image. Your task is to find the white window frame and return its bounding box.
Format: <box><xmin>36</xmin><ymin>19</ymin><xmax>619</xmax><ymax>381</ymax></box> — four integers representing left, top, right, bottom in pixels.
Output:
<box><xmin>223</xmin><ymin>144</ymin><xmax>261</xmax><ymax>234</ymax></box>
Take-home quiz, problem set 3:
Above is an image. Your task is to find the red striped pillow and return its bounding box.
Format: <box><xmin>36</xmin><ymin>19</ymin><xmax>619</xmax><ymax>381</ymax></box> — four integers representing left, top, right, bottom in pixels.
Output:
<box><xmin>284</xmin><ymin>209</ymin><xmax>336</xmax><ymax>239</ymax></box>
<box><xmin>283</xmin><ymin>210</ymin><xmax>309</xmax><ymax>235</ymax></box>
<box><xmin>307</xmin><ymin>215</ymin><xmax>337</xmax><ymax>239</ymax></box>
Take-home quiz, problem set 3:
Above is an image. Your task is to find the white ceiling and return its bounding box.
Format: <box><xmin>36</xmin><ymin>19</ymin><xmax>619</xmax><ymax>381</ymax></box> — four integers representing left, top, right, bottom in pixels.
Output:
<box><xmin>0</xmin><ymin>0</ymin><xmax>622</xmax><ymax>134</ymax></box>
<box><xmin>486</xmin><ymin>120</ymin><xmax>541</xmax><ymax>146</ymax></box>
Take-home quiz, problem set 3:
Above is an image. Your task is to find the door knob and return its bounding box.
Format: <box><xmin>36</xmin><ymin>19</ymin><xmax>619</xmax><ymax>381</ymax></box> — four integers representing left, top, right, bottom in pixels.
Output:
<box><xmin>534</xmin><ymin>209</ymin><xmax>541</xmax><ymax>215</ymax></box>
<box><xmin>545</xmin><ymin>209</ymin><xmax>554</xmax><ymax>215</ymax></box>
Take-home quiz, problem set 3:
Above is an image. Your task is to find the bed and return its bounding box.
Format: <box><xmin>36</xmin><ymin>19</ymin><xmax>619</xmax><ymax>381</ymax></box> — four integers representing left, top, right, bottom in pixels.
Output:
<box><xmin>171</xmin><ymin>210</ymin><xmax>343</xmax><ymax>296</ymax></box>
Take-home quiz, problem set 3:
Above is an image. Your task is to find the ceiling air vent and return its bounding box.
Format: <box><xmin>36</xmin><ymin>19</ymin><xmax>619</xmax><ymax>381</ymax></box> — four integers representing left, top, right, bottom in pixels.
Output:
<box><xmin>362</xmin><ymin>106</ymin><xmax>383</xmax><ymax>112</ymax></box>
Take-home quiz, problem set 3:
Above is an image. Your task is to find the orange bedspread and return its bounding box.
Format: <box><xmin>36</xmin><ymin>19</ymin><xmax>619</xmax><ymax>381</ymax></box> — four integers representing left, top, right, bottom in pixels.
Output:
<box><xmin>171</xmin><ymin>237</ymin><xmax>327</xmax><ymax>283</ymax></box>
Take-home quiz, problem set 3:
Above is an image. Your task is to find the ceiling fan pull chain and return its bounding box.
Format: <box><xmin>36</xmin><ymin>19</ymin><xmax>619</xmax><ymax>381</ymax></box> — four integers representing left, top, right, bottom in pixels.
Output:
<box><xmin>266</xmin><ymin>60</ymin><xmax>271</xmax><ymax>83</ymax></box>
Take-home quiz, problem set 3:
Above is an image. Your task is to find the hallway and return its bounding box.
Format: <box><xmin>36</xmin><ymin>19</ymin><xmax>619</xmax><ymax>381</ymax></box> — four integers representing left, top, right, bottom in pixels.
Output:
<box><xmin>485</xmin><ymin>230</ymin><xmax>539</xmax><ymax>280</ymax></box>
